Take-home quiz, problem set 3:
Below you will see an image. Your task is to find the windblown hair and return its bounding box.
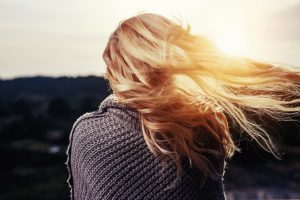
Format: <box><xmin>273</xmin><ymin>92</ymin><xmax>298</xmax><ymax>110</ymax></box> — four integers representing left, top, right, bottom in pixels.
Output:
<box><xmin>102</xmin><ymin>13</ymin><xmax>300</xmax><ymax>180</ymax></box>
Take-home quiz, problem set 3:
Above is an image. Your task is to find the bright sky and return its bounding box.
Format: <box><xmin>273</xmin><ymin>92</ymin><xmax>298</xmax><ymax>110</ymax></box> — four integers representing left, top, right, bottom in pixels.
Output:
<box><xmin>0</xmin><ymin>0</ymin><xmax>300</xmax><ymax>79</ymax></box>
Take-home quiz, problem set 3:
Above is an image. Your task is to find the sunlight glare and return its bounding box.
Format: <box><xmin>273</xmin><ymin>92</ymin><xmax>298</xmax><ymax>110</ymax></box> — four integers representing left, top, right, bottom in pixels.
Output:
<box><xmin>215</xmin><ymin>30</ymin><xmax>250</xmax><ymax>56</ymax></box>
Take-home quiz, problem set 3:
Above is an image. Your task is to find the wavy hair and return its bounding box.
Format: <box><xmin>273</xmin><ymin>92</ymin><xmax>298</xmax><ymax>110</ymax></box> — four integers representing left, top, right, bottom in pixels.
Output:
<box><xmin>102</xmin><ymin>12</ymin><xmax>300</xmax><ymax>180</ymax></box>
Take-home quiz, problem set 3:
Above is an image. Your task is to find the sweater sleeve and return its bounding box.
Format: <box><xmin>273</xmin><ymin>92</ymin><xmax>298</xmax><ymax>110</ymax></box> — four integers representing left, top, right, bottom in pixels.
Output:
<box><xmin>66</xmin><ymin>112</ymin><xmax>145</xmax><ymax>200</ymax></box>
<box><xmin>66</xmin><ymin>112</ymin><xmax>96</xmax><ymax>200</ymax></box>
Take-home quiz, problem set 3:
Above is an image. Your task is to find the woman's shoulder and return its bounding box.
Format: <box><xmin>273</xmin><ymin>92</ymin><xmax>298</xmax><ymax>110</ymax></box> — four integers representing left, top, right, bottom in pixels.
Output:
<box><xmin>69</xmin><ymin>110</ymin><xmax>130</xmax><ymax>145</ymax></box>
<box><xmin>67</xmin><ymin>93</ymin><xmax>142</xmax><ymax>154</ymax></box>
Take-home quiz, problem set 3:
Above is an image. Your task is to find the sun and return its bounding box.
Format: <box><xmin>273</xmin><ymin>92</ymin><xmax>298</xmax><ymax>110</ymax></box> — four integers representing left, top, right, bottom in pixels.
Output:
<box><xmin>215</xmin><ymin>30</ymin><xmax>250</xmax><ymax>56</ymax></box>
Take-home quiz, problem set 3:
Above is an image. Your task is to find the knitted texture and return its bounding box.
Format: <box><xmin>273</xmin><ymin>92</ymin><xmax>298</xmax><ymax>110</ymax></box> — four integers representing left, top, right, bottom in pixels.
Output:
<box><xmin>66</xmin><ymin>93</ymin><xmax>227</xmax><ymax>200</ymax></box>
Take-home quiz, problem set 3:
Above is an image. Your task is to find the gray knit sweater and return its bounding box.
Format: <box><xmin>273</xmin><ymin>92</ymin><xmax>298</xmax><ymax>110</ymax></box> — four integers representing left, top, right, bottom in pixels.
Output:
<box><xmin>66</xmin><ymin>93</ymin><xmax>227</xmax><ymax>200</ymax></box>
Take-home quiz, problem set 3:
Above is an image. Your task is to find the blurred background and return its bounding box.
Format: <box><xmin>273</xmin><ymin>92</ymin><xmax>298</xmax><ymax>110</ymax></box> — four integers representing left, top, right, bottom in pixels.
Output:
<box><xmin>0</xmin><ymin>0</ymin><xmax>300</xmax><ymax>199</ymax></box>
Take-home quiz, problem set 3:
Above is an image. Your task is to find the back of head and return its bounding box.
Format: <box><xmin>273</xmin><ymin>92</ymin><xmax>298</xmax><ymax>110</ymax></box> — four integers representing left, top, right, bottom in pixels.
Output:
<box><xmin>102</xmin><ymin>12</ymin><xmax>300</xmax><ymax>179</ymax></box>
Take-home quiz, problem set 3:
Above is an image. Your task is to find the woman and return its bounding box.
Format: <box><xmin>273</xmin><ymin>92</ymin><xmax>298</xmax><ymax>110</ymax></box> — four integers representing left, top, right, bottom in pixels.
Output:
<box><xmin>66</xmin><ymin>13</ymin><xmax>300</xmax><ymax>200</ymax></box>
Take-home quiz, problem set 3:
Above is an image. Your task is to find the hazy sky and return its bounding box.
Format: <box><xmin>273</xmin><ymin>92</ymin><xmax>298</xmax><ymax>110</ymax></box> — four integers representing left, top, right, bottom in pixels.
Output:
<box><xmin>0</xmin><ymin>0</ymin><xmax>300</xmax><ymax>79</ymax></box>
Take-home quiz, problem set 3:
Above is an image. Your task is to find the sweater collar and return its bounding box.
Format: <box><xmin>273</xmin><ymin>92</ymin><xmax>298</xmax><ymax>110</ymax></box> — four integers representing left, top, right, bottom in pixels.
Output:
<box><xmin>98</xmin><ymin>93</ymin><xmax>140</xmax><ymax>119</ymax></box>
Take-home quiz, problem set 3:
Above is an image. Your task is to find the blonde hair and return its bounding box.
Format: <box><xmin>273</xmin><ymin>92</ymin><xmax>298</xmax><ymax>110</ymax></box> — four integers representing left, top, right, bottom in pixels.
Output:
<box><xmin>102</xmin><ymin>12</ymin><xmax>300</xmax><ymax>180</ymax></box>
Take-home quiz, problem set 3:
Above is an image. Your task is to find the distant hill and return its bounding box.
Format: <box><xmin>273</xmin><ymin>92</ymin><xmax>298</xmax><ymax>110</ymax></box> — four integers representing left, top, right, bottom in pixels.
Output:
<box><xmin>0</xmin><ymin>76</ymin><xmax>111</xmax><ymax>100</ymax></box>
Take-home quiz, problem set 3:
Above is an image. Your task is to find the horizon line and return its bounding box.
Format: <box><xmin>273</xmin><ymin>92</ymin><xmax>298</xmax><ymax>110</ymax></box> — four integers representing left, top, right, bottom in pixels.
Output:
<box><xmin>0</xmin><ymin>73</ymin><xmax>106</xmax><ymax>81</ymax></box>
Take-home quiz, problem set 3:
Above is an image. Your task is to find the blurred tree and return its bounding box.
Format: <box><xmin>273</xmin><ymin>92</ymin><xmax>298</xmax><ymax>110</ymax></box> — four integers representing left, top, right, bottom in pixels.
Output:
<box><xmin>47</xmin><ymin>98</ymin><xmax>71</xmax><ymax>118</ymax></box>
<box><xmin>13</xmin><ymin>98</ymin><xmax>32</xmax><ymax>117</ymax></box>
<box><xmin>79</xmin><ymin>97</ymin><xmax>99</xmax><ymax>113</ymax></box>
